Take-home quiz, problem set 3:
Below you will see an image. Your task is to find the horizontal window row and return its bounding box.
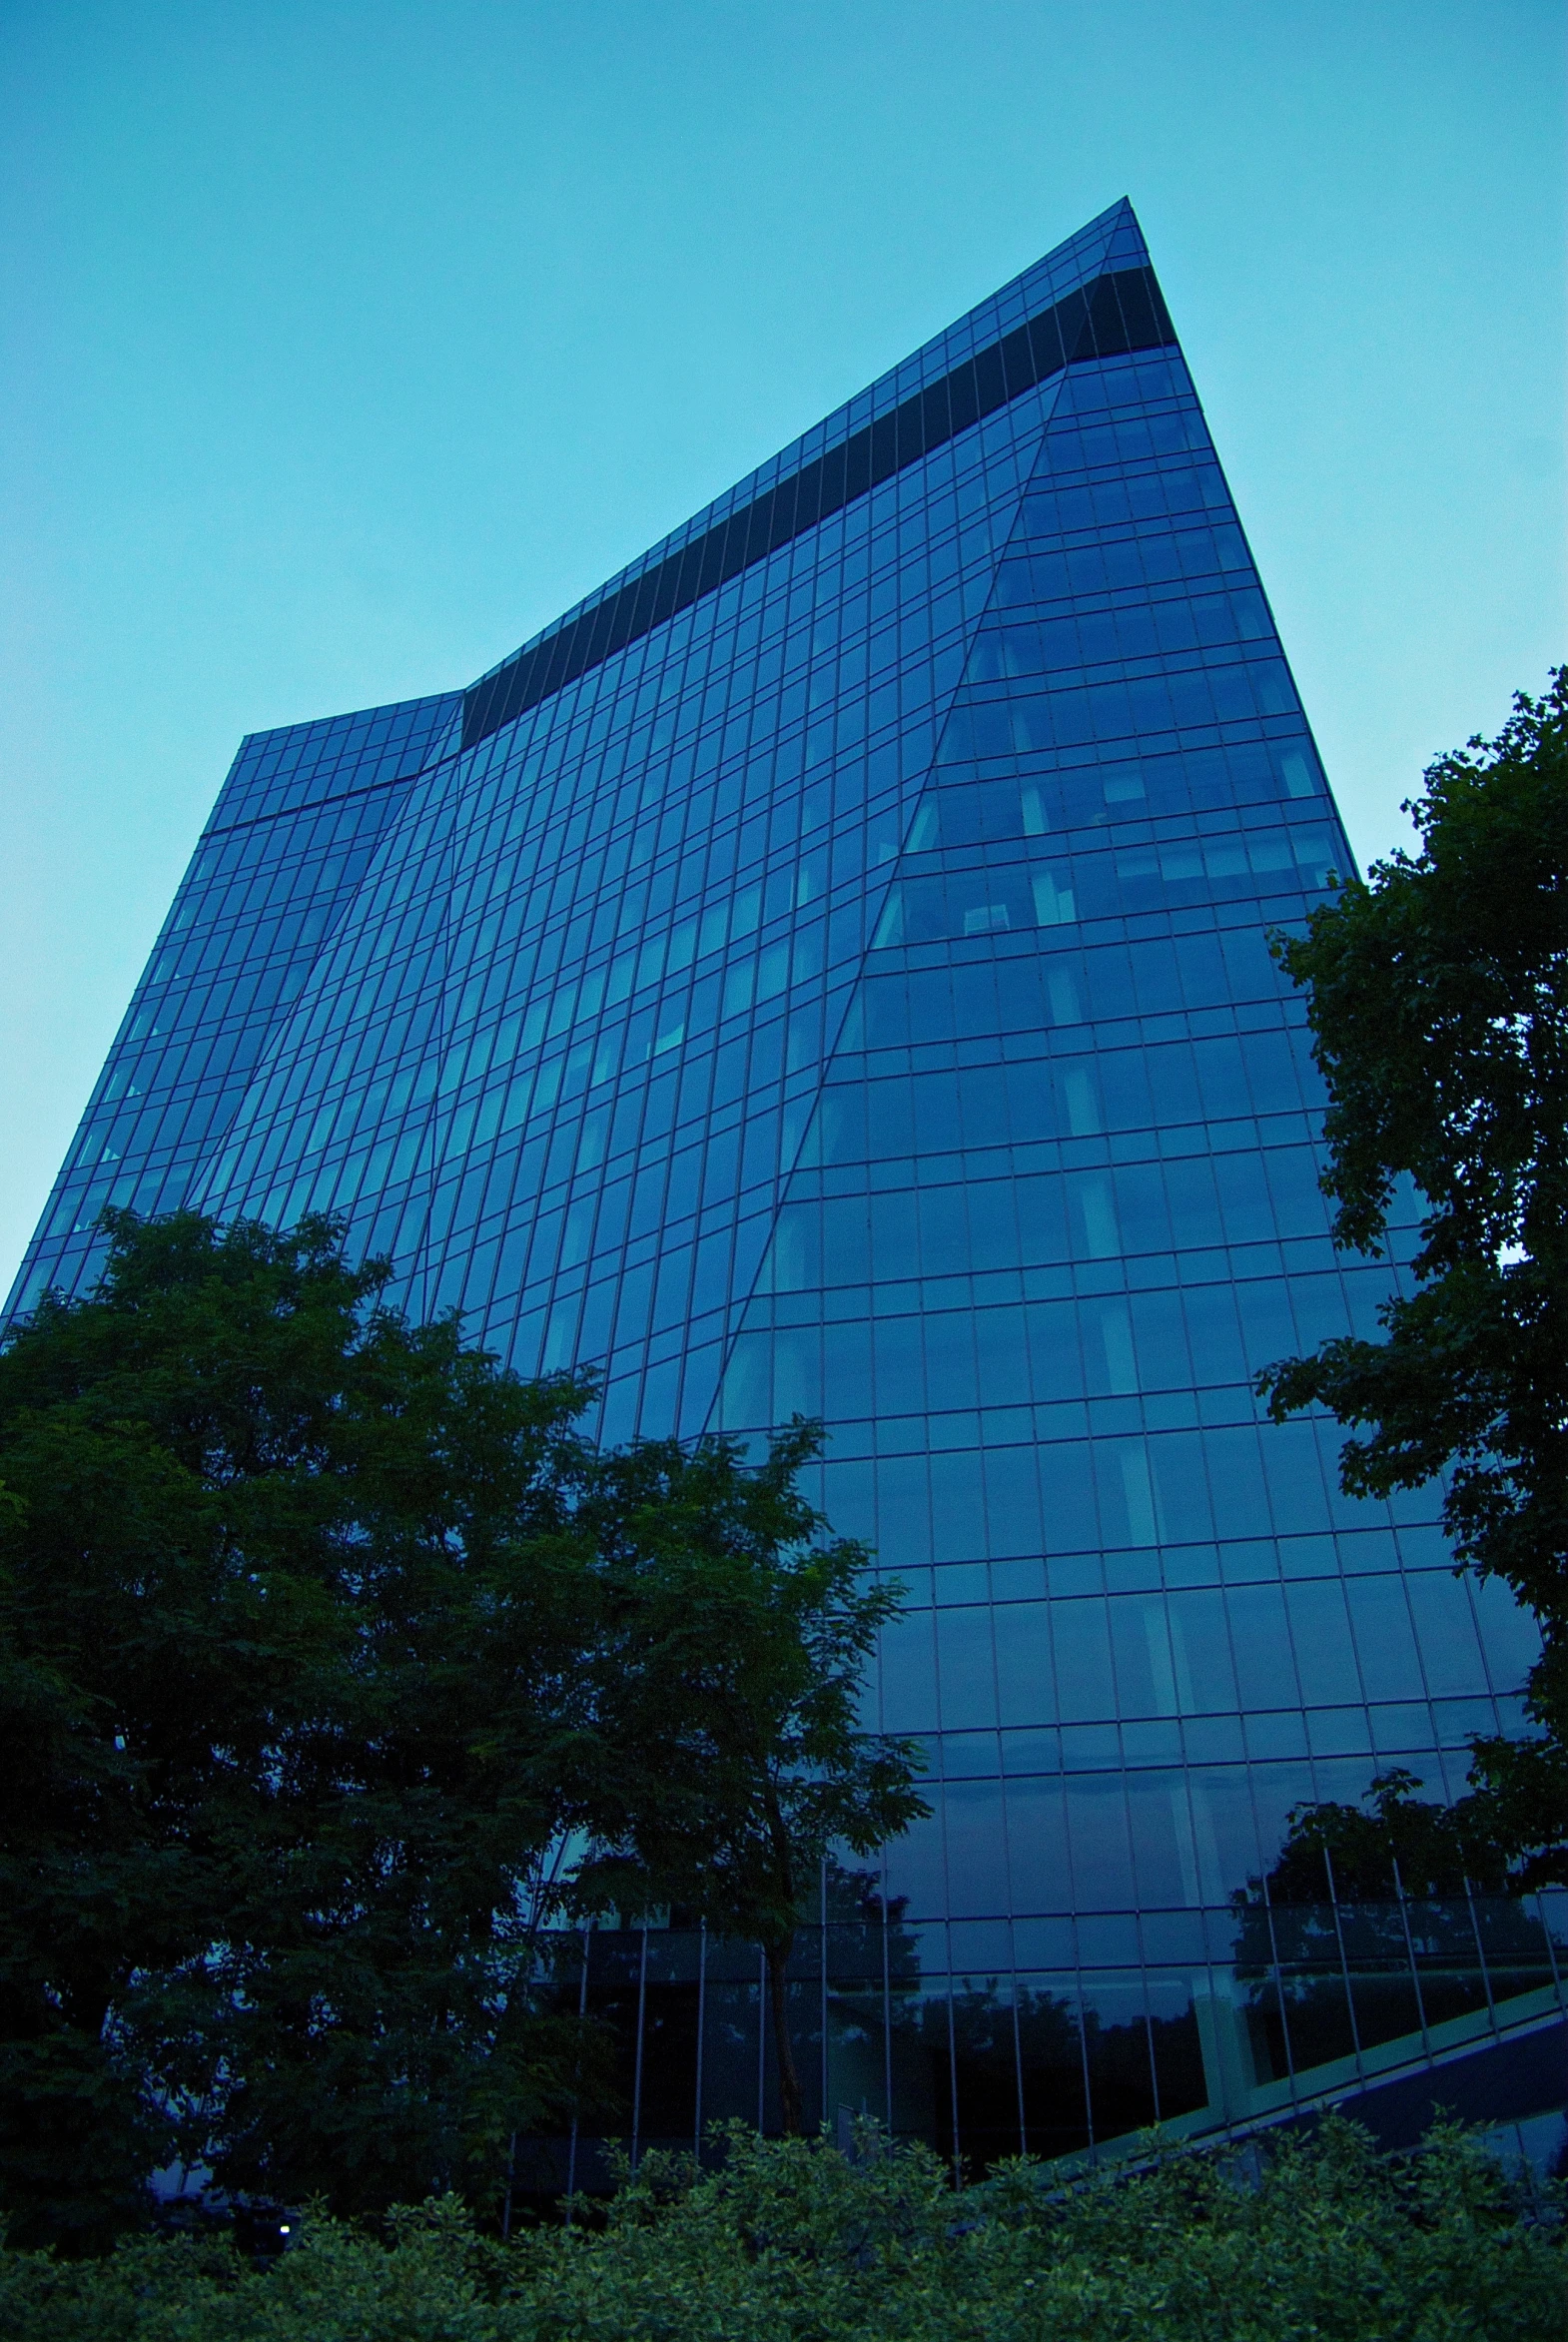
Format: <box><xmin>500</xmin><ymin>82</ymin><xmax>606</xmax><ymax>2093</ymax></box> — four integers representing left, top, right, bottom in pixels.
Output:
<box><xmin>908</xmin><ymin>783</ymin><xmax>1325</xmax><ymax>874</ymax></box>
<box><xmin>256</xmin><ymin>846</ymin><xmax>1309</xmax><ymax>1213</ymax></box>
<box><xmin>929</xmin><ymin>1699</ymin><xmax>1474</xmax><ymax>1777</ymax></box>
<box><xmin>845</xmin><ymin>926</ymin><xmax>1283</xmax><ymax>1048</ymax></box>
<box><xmin>880</xmin><ymin>1776</ymin><xmax>1559</xmax><ymax>1956</ymax></box>
<box><xmin>716</xmin><ymin>1390</ymin><xmax>1417</xmax><ymax>1564</ymax></box>
<box><xmin>107</xmin><ymin>979</ymin><xmax>1328</xmax><ymax>1358</ymax></box>
<box><xmin>873</xmin><ymin>825</ymin><xmax>1335</xmax><ymax>948</ymax></box>
<box><xmin>225</xmin><ymin>704</ymin><xmax>455</xmax><ymax>795</ymax></box>
<box><xmin>372</xmin><ymin>743</ymin><xmax>917</xmax><ymax>1021</ymax></box>
<box><xmin>278</xmin><ymin>1013</ymin><xmax>1329</xmax><ymax>1301</ymax></box>
<box><xmin>322</xmin><ymin>1094</ymin><xmax>1377</xmax><ymax>1398</ymax></box>
<box><xmin>120</xmin><ymin>951</ymin><xmax>310</xmax><ymax>1050</ymax></box>
<box><xmin>919</xmin><ymin>750</ymin><xmax>1325</xmax><ymax>865</ymax></box>
<box><xmin>875</xmin><ymin>1572</ymin><xmax>1525</xmax><ymax>1740</ymax></box>
<box><xmin>872</xmin><ymin>1517</ymin><xmax>1454</xmax><ymax>1607</ymax></box>
<box><xmin>1016</xmin><ymin>453</ymin><xmax>1230</xmax><ymax>541</ymax></box>
<box><xmin>488</xmin><ymin>499</ymin><xmax>997</xmax><ymax>764</ymax></box>
<box><xmin>800</xmin><ymin>1028</ymin><xmax>1320</xmax><ymax>1169</ymax></box>
<box><xmin>565</xmin><ymin>1214</ymin><xmax>1345</xmax><ymax>1410</ymax></box>
<box><xmin>751</xmin><ymin>1278</ymin><xmax>1353</xmax><ymax>1415</ymax></box>
<box><xmin>967</xmin><ymin>587</ymin><xmax>1274</xmax><ymax>685</ymax></box>
<box><xmin>314</xmin><ymin>962</ymin><xmax>832</xmax><ymax>1200</ymax></box>
<box><xmin>173</xmin><ymin>834</ymin><xmax>385</xmax><ymax>939</ymax></box>
<box><xmin>1029</xmin><ymin>395</ymin><xmax>1206</xmax><ymax>477</ymax></box>
<box><xmin>1004</xmin><ymin>1708</ymin><xmax>1518</xmax><ymax>1790</ymax></box>
<box><xmin>724</xmin><ymin>1283</ymin><xmax>1359</xmax><ymax>1443</ymax></box>
<box><xmin>489</xmin><ymin>571</ymin><xmax>967</xmax><ymax>815</ymax></box>
<box><xmin>484</xmin><ymin>662</ymin><xmax>902</xmax><ymax>883</ymax></box>
<box><xmin>558</xmin><ymin>1950</ymin><xmax>1212</xmax><ymax>2164</ymax></box>
<box><xmin>997</xmin><ymin>520</ymin><xmax>1250</xmax><ymax>611</ymax></box>
<box><xmin>80</xmin><ymin>1082</ymin><xmax>237</xmax><ymax>1171</ymax></box>
<box><xmin>763</xmin><ymin>1145</ymin><xmax>1338</xmax><ymax>1291</ymax></box>
<box><xmin>940</xmin><ymin>654</ymin><xmax>1298</xmax><ymax>765</ymax></box>
<box><xmin>887</xmin><ymin>1757</ymin><xmax>1353</xmax><ymax>1921</ymax></box>
<box><xmin>150</xmin><ymin>901</ymin><xmax>338</xmax><ymax>989</ymax></box>
<box><xmin>923</xmin><ymin>762</ymin><xmax>1323</xmax><ymax>869</ymax></box>
<box><xmin>236</xmin><ymin>692</ymin><xmax>454</xmax><ymax>785</ymax></box>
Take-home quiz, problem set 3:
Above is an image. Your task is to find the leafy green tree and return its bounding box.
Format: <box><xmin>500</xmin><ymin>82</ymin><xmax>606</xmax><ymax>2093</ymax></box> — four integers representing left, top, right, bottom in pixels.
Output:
<box><xmin>566</xmin><ymin>1424</ymin><xmax>928</xmax><ymax>2136</ymax></box>
<box><xmin>0</xmin><ymin>1207</ymin><xmax>613</xmax><ymax>2243</ymax></box>
<box><xmin>1259</xmin><ymin>670</ymin><xmax>1568</xmax><ymax>1880</ymax></box>
<box><xmin>0</xmin><ymin>1209</ymin><xmax>923</xmax><ymax>2243</ymax></box>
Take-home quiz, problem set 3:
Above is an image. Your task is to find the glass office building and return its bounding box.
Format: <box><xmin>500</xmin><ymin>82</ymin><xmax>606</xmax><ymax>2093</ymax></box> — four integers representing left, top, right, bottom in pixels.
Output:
<box><xmin>10</xmin><ymin>201</ymin><xmax>1564</xmax><ymax>2172</ymax></box>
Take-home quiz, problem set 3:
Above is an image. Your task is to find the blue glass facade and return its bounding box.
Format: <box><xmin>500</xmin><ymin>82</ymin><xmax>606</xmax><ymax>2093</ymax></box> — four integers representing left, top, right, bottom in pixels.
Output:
<box><xmin>10</xmin><ymin>202</ymin><xmax>1564</xmax><ymax>2169</ymax></box>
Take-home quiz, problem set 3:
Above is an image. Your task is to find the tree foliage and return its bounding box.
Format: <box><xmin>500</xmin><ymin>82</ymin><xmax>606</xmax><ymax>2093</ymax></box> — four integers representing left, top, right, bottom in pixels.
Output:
<box><xmin>1</xmin><ymin>2117</ymin><xmax>1562</xmax><ymax>2341</ymax></box>
<box><xmin>567</xmin><ymin>1426</ymin><xmax>927</xmax><ymax>2133</ymax></box>
<box><xmin>0</xmin><ymin>1210</ymin><xmax>920</xmax><ymax>2246</ymax></box>
<box><xmin>1259</xmin><ymin>671</ymin><xmax>1568</xmax><ymax>1878</ymax></box>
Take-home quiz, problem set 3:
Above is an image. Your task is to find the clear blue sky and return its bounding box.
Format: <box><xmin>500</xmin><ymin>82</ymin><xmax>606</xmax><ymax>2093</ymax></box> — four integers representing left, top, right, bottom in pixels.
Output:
<box><xmin>2</xmin><ymin>0</ymin><xmax>1563</xmax><ymax>1293</ymax></box>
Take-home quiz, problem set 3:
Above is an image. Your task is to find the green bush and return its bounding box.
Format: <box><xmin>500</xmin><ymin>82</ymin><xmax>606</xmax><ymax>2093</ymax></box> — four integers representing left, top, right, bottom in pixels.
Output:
<box><xmin>1</xmin><ymin>2117</ymin><xmax>1561</xmax><ymax>2341</ymax></box>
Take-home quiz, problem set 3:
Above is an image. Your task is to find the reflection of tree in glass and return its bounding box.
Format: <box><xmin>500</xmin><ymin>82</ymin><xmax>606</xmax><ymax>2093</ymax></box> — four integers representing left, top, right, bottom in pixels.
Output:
<box><xmin>1230</xmin><ymin>1772</ymin><xmax>1557</xmax><ymax>2081</ymax></box>
<box><xmin>890</xmin><ymin>1974</ymin><xmax>1083</xmax><ymax>2172</ymax></box>
<box><xmin>819</xmin><ymin>1865</ymin><xmax>913</xmax><ymax>2135</ymax></box>
<box><xmin>1016</xmin><ymin>1983</ymin><xmax>1093</xmax><ymax>2163</ymax></box>
<box><xmin>888</xmin><ymin>1970</ymin><xmax>1200</xmax><ymax>2173</ymax></box>
<box><xmin>825</xmin><ymin>1862</ymin><xmax>921</xmax><ymax>1956</ymax></box>
<box><xmin>1243</xmin><ymin>1771</ymin><xmax>1501</xmax><ymax>1903</ymax></box>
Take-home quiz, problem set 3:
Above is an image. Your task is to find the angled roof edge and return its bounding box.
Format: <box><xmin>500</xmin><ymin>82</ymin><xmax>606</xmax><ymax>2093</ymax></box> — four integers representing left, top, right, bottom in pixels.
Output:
<box><xmin>468</xmin><ymin>203</ymin><xmax>1156</xmax><ymax>697</ymax></box>
<box><xmin>464</xmin><ymin>206</ymin><xmax>1178</xmax><ymax>750</ymax></box>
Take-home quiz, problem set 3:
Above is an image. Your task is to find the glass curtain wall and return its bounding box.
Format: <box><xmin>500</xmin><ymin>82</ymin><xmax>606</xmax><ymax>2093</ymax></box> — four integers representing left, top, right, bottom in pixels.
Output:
<box><xmin>7</xmin><ymin>691</ymin><xmax>462</xmax><ymax>1315</ymax></box>
<box><xmin>7</xmin><ymin>200</ymin><xmax>1556</xmax><ymax>2169</ymax></box>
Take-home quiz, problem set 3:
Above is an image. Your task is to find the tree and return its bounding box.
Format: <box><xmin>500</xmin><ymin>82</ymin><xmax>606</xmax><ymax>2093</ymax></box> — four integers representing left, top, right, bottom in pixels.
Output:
<box><xmin>1259</xmin><ymin>670</ymin><xmax>1568</xmax><ymax>1879</ymax></box>
<box><xmin>0</xmin><ymin>1208</ymin><xmax>924</xmax><ymax>2242</ymax></box>
<box><xmin>566</xmin><ymin>1424</ymin><xmax>928</xmax><ymax>2136</ymax></box>
<box><xmin>0</xmin><ymin>1207</ymin><xmax>615</xmax><ymax>2243</ymax></box>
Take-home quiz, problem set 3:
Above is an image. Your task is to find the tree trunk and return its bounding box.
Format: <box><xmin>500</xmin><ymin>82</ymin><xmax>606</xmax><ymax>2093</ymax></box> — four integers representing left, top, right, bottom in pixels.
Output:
<box><xmin>764</xmin><ymin>1935</ymin><xmax>804</xmax><ymax>2135</ymax></box>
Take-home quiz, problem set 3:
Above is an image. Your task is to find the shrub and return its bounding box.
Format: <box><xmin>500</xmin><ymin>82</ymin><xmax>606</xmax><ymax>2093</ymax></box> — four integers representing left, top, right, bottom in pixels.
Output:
<box><xmin>0</xmin><ymin>2116</ymin><xmax>1561</xmax><ymax>2341</ymax></box>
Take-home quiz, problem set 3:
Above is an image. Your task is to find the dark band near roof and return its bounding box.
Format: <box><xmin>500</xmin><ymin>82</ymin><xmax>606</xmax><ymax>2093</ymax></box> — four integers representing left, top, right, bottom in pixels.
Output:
<box><xmin>461</xmin><ymin>264</ymin><xmax>1176</xmax><ymax>753</ymax></box>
